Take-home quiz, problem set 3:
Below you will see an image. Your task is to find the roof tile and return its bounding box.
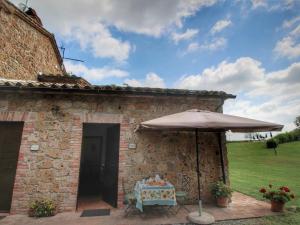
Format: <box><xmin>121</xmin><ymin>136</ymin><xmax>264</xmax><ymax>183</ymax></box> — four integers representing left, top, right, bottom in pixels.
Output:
<box><xmin>0</xmin><ymin>78</ymin><xmax>236</xmax><ymax>99</ymax></box>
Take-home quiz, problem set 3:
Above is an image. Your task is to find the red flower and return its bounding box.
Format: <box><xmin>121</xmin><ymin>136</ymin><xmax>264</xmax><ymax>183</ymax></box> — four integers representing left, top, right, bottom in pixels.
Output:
<box><xmin>260</xmin><ymin>188</ymin><xmax>267</xmax><ymax>193</ymax></box>
<box><xmin>280</xmin><ymin>186</ymin><xmax>290</xmax><ymax>192</ymax></box>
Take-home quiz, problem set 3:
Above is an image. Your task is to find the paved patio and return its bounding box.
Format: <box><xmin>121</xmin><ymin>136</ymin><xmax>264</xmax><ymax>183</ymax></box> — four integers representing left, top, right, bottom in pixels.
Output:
<box><xmin>0</xmin><ymin>192</ymin><xmax>279</xmax><ymax>225</ymax></box>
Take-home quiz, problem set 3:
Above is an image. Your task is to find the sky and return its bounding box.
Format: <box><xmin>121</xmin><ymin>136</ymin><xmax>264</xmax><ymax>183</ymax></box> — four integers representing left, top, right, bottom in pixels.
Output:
<box><xmin>12</xmin><ymin>0</ymin><xmax>300</xmax><ymax>139</ymax></box>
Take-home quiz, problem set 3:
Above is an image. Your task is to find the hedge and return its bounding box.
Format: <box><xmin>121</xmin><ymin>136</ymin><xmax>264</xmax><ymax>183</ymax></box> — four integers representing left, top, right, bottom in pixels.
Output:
<box><xmin>274</xmin><ymin>129</ymin><xmax>300</xmax><ymax>144</ymax></box>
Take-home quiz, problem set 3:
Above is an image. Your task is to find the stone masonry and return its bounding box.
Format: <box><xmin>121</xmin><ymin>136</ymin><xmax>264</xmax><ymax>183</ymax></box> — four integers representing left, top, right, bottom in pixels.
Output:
<box><xmin>0</xmin><ymin>92</ymin><xmax>229</xmax><ymax>214</ymax></box>
<box><xmin>0</xmin><ymin>1</ymin><xmax>63</xmax><ymax>81</ymax></box>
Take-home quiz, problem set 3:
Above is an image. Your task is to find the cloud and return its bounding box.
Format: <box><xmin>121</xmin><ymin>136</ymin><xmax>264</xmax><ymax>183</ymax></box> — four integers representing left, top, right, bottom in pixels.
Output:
<box><xmin>64</xmin><ymin>61</ymin><xmax>129</xmax><ymax>84</ymax></box>
<box><xmin>185</xmin><ymin>37</ymin><xmax>227</xmax><ymax>53</ymax></box>
<box><xmin>10</xmin><ymin>0</ymin><xmax>218</xmax><ymax>62</ymax></box>
<box><xmin>251</xmin><ymin>0</ymin><xmax>267</xmax><ymax>9</ymax></box>
<box><xmin>176</xmin><ymin>57</ymin><xmax>300</xmax><ymax>132</ymax></box>
<box><xmin>125</xmin><ymin>72</ymin><xmax>165</xmax><ymax>88</ymax></box>
<box><xmin>186</xmin><ymin>42</ymin><xmax>200</xmax><ymax>53</ymax></box>
<box><xmin>13</xmin><ymin>0</ymin><xmax>217</xmax><ymax>37</ymax></box>
<box><xmin>290</xmin><ymin>24</ymin><xmax>300</xmax><ymax>37</ymax></box>
<box><xmin>282</xmin><ymin>16</ymin><xmax>300</xmax><ymax>29</ymax></box>
<box><xmin>177</xmin><ymin>57</ymin><xmax>264</xmax><ymax>93</ymax></box>
<box><xmin>250</xmin><ymin>0</ymin><xmax>295</xmax><ymax>11</ymax></box>
<box><xmin>274</xmin><ymin>19</ymin><xmax>300</xmax><ymax>59</ymax></box>
<box><xmin>210</xmin><ymin>19</ymin><xmax>232</xmax><ymax>34</ymax></box>
<box><xmin>66</xmin><ymin>22</ymin><xmax>132</xmax><ymax>62</ymax></box>
<box><xmin>274</xmin><ymin>37</ymin><xmax>300</xmax><ymax>59</ymax></box>
<box><xmin>171</xmin><ymin>29</ymin><xmax>199</xmax><ymax>44</ymax></box>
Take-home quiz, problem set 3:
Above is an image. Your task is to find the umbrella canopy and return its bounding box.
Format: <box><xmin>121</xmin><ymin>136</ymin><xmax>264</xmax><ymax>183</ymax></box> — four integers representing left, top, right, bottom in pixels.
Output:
<box><xmin>140</xmin><ymin>109</ymin><xmax>283</xmax><ymax>132</ymax></box>
<box><xmin>139</xmin><ymin>109</ymin><xmax>283</xmax><ymax>217</ymax></box>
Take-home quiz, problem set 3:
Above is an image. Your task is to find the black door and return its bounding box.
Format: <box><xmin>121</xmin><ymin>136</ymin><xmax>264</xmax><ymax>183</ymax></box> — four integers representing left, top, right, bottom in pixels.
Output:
<box><xmin>78</xmin><ymin>136</ymin><xmax>102</xmax><ymax>196</ymax></box>
<box><xmin>0</xmin><ymin>122</ymin><xmax>23</xmax><ymax>212</ymax></box>
<box><xmin>102</xmin><ymin>124</ymin><xmax>120</xmax><ymax>207</ymax></box>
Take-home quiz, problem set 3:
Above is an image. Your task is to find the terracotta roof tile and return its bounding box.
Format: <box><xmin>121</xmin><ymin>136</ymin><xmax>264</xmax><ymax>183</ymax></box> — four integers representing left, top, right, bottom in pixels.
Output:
<box><xmin>0</xmin><ymin>78</ymin><xmax>236</xmax><ymax>99</ymax></box>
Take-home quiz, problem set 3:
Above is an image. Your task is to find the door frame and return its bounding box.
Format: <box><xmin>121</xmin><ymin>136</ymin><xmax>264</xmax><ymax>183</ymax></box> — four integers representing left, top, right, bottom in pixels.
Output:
<box><xmin>76</xmin><ymin>123</ymin><xmax>121</xmax><ymax>209</ymax></box>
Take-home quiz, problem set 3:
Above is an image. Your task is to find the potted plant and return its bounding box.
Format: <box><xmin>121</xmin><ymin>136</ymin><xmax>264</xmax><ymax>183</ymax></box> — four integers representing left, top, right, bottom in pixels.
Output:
<box><xmin>211</xmin><ymin>181</ymin><xmax>233</xmax><ymax>207</ymax></box>
<box><xmin>28</xmin><ymin>199</ymin><xmax>56</xmax><ymax>217</ymax></box>
<box><xmin>259</xmin><ymin>184</ymin><xmax>295</xmax><ymax>212</ymax></box>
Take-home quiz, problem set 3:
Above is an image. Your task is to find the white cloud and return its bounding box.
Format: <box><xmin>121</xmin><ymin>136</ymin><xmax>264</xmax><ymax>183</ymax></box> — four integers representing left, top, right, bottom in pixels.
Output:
<box><xmin>10</xmin><ymin>0</ymin><xmax>218</xmax><ymax>62</ymax></box>
<box><xmin>176</xmin><ymin>57</ymin><xmax>300</xmax><ymax>133</ymax></box>
<box><xmin>290</xmin><ymin>24</ymin><xmax>300</xmax><ymax>37</ymax></box>
<box><xmin>66</xmin><ymin>22</ymin><xmax>132</xmax><ymax>62</ymax></box>
<box><xmin>282</xmin><ymin>16</ymin><xmax>300</xmax><ymax>29</ymax></box>
<box><xmin>171</xmin><ymin>29</ymin><xmax>199</xmax><ymax>44</ymax></box>
<box><xmin>247</xmin><ymin>0</ymin><xmax>295</xmax><ymax>12</ymax></box>
<box><xmin>186</xmin><ymin>42</ymin><xmax>200</xmax><ymax>53</ymax></box>
<box><xmin>210</xmin><ymin>19</ymin><xmax>232</xmax><ymax>34</ymax></box>
<box><xmin>177</xmin><ymin>57</ymin><xmax>264</xmax><ymax>93</ymax></box>
<box><xmin>274</xmin><ymin>37</ymin><xmax>300</xmax><ymax>59</ymax></box>
<box><xmin>185</xmin><ymin>37</ymin><xmax>227</xmax><ymax>53</ymax></box>
<box><xmin>125</xmin><ymin>72</ymin><xmax>165</xmax><ymax>88</ymax></box>
<box><xmin>274</xmin><ymin>16</ymin><xmax>300</xmax><ymax>59</ymax></box>
<box><xmin>201</xmin><ymin>37</ymin><xmax>227</xmax><ymax>51</ymax></box>
<box><xmin>12</xmin><ymin>0</ymin><xmax>217</xmax><ymax>37</ymax></box>
<box><xmin>251</xmin><ymin>0</ymin><xmax>267</xmax><ymax>9</ymax></box>
<box><xmin>64</xmin><ymin>61</ymin><xmax>129</xmax><ymax>84</ymax></box>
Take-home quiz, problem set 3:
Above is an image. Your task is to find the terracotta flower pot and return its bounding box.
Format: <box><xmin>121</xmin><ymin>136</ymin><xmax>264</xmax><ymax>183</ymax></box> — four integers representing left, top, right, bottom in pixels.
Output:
<box><xmin>216</xmin><ymin>197</ymin><xmax>229</xmax><ymax>208</ymax></box>
<box><xmin>271</xmin><ymin>200</ymin><xmax>285</xmax><ymax>212</ymax></box>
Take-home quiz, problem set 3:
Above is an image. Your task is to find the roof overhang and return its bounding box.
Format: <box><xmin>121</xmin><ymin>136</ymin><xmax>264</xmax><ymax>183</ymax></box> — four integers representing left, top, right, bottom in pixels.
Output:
<box><xmin>0</xmin><ymin>78</ymin><xmax>236</xmax><ymax>99</ymax></box>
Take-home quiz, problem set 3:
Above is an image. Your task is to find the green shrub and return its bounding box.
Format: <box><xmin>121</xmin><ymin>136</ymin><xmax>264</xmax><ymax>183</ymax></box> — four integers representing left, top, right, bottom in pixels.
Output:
<box><xmin>274</xmin><ymin>130</ymin><xmax>300</xmax><ymax>144</ymax></box>
<box><xmin>266</xmin><ymin>138</ymin><xmax>278</xmax><ymax>149</ymax></box>
<box><xmin>290</xmin><ymin>129</ymin><xmax>300</xmax><ymax>141</ymax></box>
<box><xmin>29</xmin><ymin>199</ymin><xmax>56</xmax><ymax>217</ymax></box>
<box><xmin>275</xmin><ymin>133</ymin><xmax>290</xmax><ymax>144</ymax></box>
<box><xmin>211</xmin><ymin>181</ymin><xmax>233</xmax><ymax>198</ymax></box>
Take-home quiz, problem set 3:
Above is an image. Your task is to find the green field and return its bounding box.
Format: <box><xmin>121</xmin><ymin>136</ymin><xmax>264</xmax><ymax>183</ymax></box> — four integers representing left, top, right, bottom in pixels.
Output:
<box><xmin>227</xmin><ymin>141</ymin><xmax>300</xmax><ymax>224</ymax></box>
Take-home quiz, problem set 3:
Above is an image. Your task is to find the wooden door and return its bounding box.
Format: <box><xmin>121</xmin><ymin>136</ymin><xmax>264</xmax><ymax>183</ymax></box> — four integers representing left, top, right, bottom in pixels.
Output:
<box><xmin>102</xmin><ymin>125</ymin><xmax>120</xmax><ymax>207</ymax></box>
<box><xmin>0</xmin><ymin>122</ymin><xmax>23</xmax><ymax>212</ymax></box>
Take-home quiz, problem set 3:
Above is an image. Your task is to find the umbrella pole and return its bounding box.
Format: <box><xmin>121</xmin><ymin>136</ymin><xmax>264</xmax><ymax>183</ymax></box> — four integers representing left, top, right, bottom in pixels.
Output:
<box><xmin>218</xmin><ymin>132</ymin><xmax>226</xmax><ymax>184</ymax></box>
<box><xmin>187</xmin><ymin>130</ymin><xmax>215</xmax><ymax>225</ymax></box>
<box><xmin>195</xmin><ymin>129</ymin><xmax>202</xmax><ymax>215</ymax></box>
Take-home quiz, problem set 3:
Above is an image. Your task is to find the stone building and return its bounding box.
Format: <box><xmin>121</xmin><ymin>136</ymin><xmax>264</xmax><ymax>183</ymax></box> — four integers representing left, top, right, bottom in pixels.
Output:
<box><xmin>0</xmin><ymin>0</ymin><xmax>236</xmax><ymax>214</ymax></box>
<box><xmin>0</xmin><ymin>0</ymin><xmax>64</xmax><ymax>80</ymax></box>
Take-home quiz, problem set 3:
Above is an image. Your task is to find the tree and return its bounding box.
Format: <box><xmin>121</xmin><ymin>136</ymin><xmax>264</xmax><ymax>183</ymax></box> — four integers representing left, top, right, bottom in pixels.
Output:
<box><xmin>295</xmin><ymin>116</ymin><xmax>300</xmax><ymax>129</ymax></box>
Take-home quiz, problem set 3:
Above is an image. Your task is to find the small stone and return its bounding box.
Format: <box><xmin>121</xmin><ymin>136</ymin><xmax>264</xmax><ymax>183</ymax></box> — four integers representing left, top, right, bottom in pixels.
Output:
<box><xmin>37</xmin><ymin>159</ymin><xmax>53</xmax><ymax>169</ymax></box>
<box><xmin>46</xmin><ymin>150</ymin><xmax>60</xmax><ymax>159</ymax></box>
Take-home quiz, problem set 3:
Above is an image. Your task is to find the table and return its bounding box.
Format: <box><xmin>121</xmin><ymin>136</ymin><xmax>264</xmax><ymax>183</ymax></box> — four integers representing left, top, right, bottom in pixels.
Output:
<box><xmin>134</xmin><ymin>181</ymin><xmax>177</xmax><ymax>212</ymax></box>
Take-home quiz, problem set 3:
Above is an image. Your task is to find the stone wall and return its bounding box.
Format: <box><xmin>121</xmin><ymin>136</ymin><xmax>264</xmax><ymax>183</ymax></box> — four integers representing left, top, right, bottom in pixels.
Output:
<box><xmin>0</xmin><ymin>6</ymin><xmax>63</xmax><ymax>80</ymax></box>
<box><xmin>0</xmin><ymin>92</ymin><xmax>229</xmax><ymax>214</ymax></box>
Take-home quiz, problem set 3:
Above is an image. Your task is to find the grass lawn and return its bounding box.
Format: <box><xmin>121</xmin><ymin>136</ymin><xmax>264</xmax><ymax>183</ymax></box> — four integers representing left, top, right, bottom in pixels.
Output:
<box><xmin>227</xmin><ymin>141</ymin><xmax>300</xmax><ymax>224</ymax></box>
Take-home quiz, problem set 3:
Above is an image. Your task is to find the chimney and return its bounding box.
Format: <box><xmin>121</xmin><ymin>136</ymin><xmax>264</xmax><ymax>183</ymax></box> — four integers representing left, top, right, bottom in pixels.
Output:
<box><xmin>25</xmin><ymin>7</ymin><xmax>43</xmax><ymax>26</ymax></box>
